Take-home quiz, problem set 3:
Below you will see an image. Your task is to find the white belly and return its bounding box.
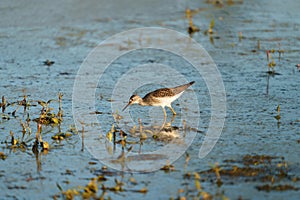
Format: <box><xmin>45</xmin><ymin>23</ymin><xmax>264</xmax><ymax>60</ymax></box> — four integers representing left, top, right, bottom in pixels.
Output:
<box><xmin>154</xmin><ymin>92</ymin><xmax>183</xmax><ymax>107</ymax></box>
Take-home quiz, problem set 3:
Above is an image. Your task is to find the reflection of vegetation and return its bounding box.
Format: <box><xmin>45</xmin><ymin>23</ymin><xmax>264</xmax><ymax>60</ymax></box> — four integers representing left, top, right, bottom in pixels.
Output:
<box><xmin>265</xmin><ymin>45</ymin><xmax>285</xmax><ymax>95</ymax></box>
<box><xmin>103</xmin><ymin>118</ymin><xmax>183</xmax><ymax>166</ymax></box>
<box><xmin>274</xmin><ymin>104</ymin><xmax>281</xmax><ymax>127</ymax></box>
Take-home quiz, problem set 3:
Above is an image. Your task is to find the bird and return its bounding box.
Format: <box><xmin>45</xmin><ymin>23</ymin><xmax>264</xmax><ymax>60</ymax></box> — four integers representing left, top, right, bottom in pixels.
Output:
<box><xmin>122</xmin><ymin>81</ymin><xmax>195</xmax><ymax>118</ymax></box>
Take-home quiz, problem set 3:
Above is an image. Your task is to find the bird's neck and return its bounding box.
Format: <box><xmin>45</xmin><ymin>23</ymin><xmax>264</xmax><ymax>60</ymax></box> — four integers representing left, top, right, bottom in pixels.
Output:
<box><xmin>138</xmin><ymin>97</ymin><xmax>148</xmax><ymax>106</ymax></box>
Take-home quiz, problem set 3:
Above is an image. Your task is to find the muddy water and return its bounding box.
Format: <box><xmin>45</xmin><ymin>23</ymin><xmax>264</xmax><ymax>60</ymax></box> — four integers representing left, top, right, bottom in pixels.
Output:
<box><xmin>0</xmin><ymin>0</ymin><xmax>299</xmax><ymax>199</ymax></box>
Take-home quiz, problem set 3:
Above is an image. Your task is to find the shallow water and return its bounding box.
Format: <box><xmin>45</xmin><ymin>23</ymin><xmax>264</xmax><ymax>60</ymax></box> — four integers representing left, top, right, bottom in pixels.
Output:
<box><xmin>1</xmin><ymin>0</ymin><xmax>300</xmax><ymax>199</ymax></box>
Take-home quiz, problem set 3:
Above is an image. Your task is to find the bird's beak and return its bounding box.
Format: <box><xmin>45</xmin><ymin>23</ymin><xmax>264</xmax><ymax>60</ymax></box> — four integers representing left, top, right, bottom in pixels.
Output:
<box><xmin>122</xmin><ymin>103</ymin><xmax>130</xmax><ymax>111</ymax></box>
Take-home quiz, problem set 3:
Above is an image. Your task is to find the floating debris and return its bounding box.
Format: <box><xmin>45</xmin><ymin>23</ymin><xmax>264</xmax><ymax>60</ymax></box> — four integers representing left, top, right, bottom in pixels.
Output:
<box><xmin>160</xmin><ymin>161</ymin><xmax>175</xmax><ymax>172</ymax></box>
<box><xmin>43</xmin><ymin>59</ymin><xmax>55</xmax><ymax>66</ymax></box>
<box><xmin>129</xmin><ymin>177</ymin><xmax>138</xmax><ymax>185</ymax></box>
<box><xmin>0</xmin><ymin>152</ymin><xmax>7</xmax><ymax>160</ymax></box>
<box><xmin>51</xmin><ymin>132</ymin><xmax>72</xmax><ymax>141</ymax></box>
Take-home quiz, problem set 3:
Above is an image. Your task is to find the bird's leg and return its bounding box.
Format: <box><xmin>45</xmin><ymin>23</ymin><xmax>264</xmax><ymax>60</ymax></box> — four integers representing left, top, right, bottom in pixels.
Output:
<box><xmin>160</xmin><ymin>107</ymin><xmax>167</xmax><ymax>130</ymax></box>
<box><xmin>162</xmin><ymin>107</ymin><xmax>167</xmax><ymax>118</ymax></box>
<box><xmin>168</xmin><ymin>106</ymin><xmax>177</xmax><ymax>115</ymax></box>
<box><xmin>170</xmin><ymin>114</ymin><xmax>176</xmax><ymax>123</ymax></box>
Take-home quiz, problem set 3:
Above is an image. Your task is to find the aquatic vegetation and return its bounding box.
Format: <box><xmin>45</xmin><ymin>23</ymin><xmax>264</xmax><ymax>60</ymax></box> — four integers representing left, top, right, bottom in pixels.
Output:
<box><xmin>106</xmin><ymin>124</ymin><xmax>115</xmax><ymax>142</ymax></box>
<box><xmin>266</xmin><ymin>50</ymin><xmax>275</xmax><ymax>74</ymax></box>
<box><xmin>206</xmin><ymin>18</ymin><xmax>215</xmax><ymax>35</ymax></box>
<box><xmin>185</xmin><ymin>8</ymin><xmax>200</xmax><ymax>37</ymax></box>
<box><xmin>106</xmin><ymin>123</ymin><xmax>130</xmax><ymax>151</ymax></box>
<box><xmin>0</xmin><ymin>93</ymin><xmax>70</xmax><ymax>158</ymax></box>
<box><xmin>264</xmin><ymin>45</ymin><xmax>285</xmax><ymax>95</ymax></box>
<box><xmin>210</xmin><ymin>18</ymin><xmax>215</xmax><ymax>32</ymax></box>
<box><xmin>56</xmin><ymin>175</ymin><xmax>148</xmax><ymax>199</ymax></box>
<box><xmin>180</xmin><ymin>164</ymin><xmax>228</xmax><ymax>199</ymax></box>
<box><xmin>33</xmin><ymin>98</ymin><xmax>63</xmax><ymax>125</ymax></box>
<box><xmin>265</xmin><ymin>45</ymin><xmax>284</xmax><ymax>75</ymax></box>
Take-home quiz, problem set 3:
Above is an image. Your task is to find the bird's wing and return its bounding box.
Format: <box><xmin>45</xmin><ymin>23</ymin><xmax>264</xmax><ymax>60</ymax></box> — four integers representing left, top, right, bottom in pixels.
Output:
<box><xmin>150</xmin><ymin>88</ymin><xmax>175</xmax><ymax>98</ymax></box>
<box><xmin>171</xmin><ymin>81</ymin><xmax>194</xmax><ymax>95</ymax></box>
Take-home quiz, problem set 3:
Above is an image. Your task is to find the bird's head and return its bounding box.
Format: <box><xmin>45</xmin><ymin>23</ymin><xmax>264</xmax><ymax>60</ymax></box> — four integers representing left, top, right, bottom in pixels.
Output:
<box><xmin>122</xmin><ymin>95</ymin><xmax>142</xmax><ymax>111</ymax></box>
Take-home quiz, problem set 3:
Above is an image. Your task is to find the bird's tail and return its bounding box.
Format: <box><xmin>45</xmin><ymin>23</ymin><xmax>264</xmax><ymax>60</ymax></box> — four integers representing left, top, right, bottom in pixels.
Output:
<box><xmin>172</xmin><ymin>81</ymin><xmax>195</xmax><ymax>94</ymax></box>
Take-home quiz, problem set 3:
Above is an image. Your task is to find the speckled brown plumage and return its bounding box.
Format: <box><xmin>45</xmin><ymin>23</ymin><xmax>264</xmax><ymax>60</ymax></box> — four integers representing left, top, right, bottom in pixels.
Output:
<box><xmin>147</xmin><ymin>81</ymin><xmax>194</xmax><ymax>98</ymax></box>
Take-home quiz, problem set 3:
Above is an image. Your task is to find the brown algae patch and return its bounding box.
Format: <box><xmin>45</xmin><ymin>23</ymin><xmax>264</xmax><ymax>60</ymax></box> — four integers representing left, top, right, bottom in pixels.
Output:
<box><xmin>256</xmin><ymin>184</ymin><xmax>298</xmax><ymax>192</ymax></box>
<box><xmin>198</xmin><ymin>154</ymin><xmax>299</xmax><ymax>192</ymax></box>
